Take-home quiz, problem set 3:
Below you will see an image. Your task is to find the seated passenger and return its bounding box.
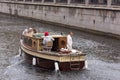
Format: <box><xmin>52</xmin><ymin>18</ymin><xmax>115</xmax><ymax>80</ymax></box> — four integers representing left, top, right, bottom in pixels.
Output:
<box><xmin>43</xmin><ymin>32</ymin><xmax>54</xmax><ymax>51</ymax></box>
<box><xmin>27</xmin><ymin>28</ymin><xmax>33</xmax><ymax>36</ymax></box>
<box><xmin>22</xmin><ymin>29</ymin><xmax>28</xmax><ymax>35</ymax></box>
<box><xmin>32</xmin><ymin>28</ymin><xmax>37</xmax><ymax>34</ymax></box>
<box><xmin>27</xmin><ymin>28</ymin><xmax>37</xmax><ymax>37</ymax></box>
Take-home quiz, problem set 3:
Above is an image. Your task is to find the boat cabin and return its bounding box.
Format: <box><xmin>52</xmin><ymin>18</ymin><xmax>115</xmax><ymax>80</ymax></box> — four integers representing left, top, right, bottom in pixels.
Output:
<box><xmin>22</xmin><ymin>33</ymin><xmax>67</xmax><ymax>52</ymax></box>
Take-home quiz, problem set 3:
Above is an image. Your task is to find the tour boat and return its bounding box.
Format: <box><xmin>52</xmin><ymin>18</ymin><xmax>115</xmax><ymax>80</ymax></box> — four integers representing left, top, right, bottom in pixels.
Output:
<box><xmin>19</xmin><ymin>33</ymin><xmax>87</xmax><ymax>71</ymax></box>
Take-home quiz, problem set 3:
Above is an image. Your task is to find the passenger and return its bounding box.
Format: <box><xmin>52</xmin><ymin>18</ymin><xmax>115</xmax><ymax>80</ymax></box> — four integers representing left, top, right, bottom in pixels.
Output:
<box><xmin>67</xmin><ymin>32</ymin><xmax>73</xmax><ymax>51</ymax></box>
<box><xmin>28</xmin><ymin>28</ymin><xmax>33</xmax><ymax>33</ymax></box>
<box><xmin>28</xmin><ymin>28</ymin><xmax>37</xmax><ymax>37</ymax></box>
<box><xmin>22</xmin><ymin>29</ymin><xmax>28</xmax><ymax>35</ymax></box>
<box><xmin>32</xmin><ymin>28</ymin><xmax>39</xmax><ymax>37</ymax></box>
<box><xmin>32</xmin><ymin>28</ymin><xmax>37</xmax><ymax>34</ymax></box>
<box><xmin>43</xmin><ymin>32</ymin><xmax>54</xmax><ymax>51</ymax></box>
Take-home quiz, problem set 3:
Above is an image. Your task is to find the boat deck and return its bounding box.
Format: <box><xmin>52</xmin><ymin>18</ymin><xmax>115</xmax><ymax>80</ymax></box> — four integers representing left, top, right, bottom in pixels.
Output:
<box><xmin>21</xmin><ymin>40</ymin><xmax>86</xmax><ymax>62</ymax></box>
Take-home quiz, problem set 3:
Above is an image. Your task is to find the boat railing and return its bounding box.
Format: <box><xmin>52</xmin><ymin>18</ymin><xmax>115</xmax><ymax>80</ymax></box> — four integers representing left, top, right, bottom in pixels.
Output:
<box><xmin>22</xmin><ymin>33</ymin><xmax>68</xmax><ymax>52</ymax></box>
<box><xmin>21</xmin><ymin>34</ymin><xmax>87</xmax><ymax>58</ymax></box>
<box><xmin>22</xmin><ymin>34</ymin><xmax>43</xmax><ymax>51</ymax></box>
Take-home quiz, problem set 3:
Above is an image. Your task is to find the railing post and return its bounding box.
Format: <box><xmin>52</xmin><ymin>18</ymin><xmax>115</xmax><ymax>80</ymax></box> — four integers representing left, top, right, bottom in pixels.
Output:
<box><xmin>42</xmin><ymin>0</ymin><xmax>44</xmax><ymax>3</ymax></box>
<box><xmin>37</xmin><ymin>39</ymin><xmax>40</xmax><ymax>51</ymax></box>
<box><xmin>53</xmin><ymin>0</ymin><xmax>56</xmax><ymax>4</ymax></box>
<box><xmin>85</xmin><ymin>0</ymin><xmax>89</xmax><ymax>5</ymax></box>
<box><xmin>32</xmin><ymin>0</ymin><xmax>34</xmax><ymax>2</ymax></box>
<box><xmin>107</xmin><ymin>0</ymin><xmax>112</xmax><ymax>7</ymax></box>
<box><xmin>67</xmin><ymin>0</ymin><xmax>71</xmax><ymax>5</ymax></box>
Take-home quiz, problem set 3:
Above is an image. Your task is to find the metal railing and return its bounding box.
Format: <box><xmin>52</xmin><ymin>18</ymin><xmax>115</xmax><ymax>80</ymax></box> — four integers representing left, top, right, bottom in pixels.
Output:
<box><xmin>44</xmin><ymin>0</ymin><xmax>53</xmax><ymax>2</ymax></box>
<box><xmin>71</xmin><ymin>0</ymin><xmax>85</xmax><ymax>4</ymax></box>
<box><xmin>112</xmin><ymin>0</ymin><xmax>120</xmax><ymax>5</ymax></box>
<box><xmin>34</xmin><ymin>0</ymin><xmax>42</xmax><ymax>2</ymax></box>
<box><xmin>56</xmin><ymin>0</ymin><xmax>67</xmax><ymax>3</ymax></box>
<box><xmin>1</xmin><ymin>0</ymin><xmax>120</xmax><ymax>7</ymax></box>
<box><xmin>89</xmin><ymin>0</ymin><xmax>107</xmax><ymax>5</ymax></box>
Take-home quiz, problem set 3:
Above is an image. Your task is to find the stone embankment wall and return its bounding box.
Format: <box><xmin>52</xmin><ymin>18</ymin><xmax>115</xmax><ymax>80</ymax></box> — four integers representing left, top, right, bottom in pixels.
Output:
<box><xmin>0</xmin><ymin>1</ymin><xmax>120</xmax><ymax>37</ymax></box>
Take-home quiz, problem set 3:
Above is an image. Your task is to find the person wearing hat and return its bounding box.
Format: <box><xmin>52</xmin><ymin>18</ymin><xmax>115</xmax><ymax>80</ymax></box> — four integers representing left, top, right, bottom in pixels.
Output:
<box><xmin>43</xmin><ymin>32</ymin><xmax>54</xmax><ymax>51</ymax></box>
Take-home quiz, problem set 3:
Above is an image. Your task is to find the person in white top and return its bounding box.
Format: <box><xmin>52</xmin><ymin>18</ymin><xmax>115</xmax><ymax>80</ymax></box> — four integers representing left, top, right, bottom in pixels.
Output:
<box><xmin>43</xmin><ymin>32</ymin><xmax>54</xmax><ymax>45</ymax></box>
<box><xmin>67</xmin><ymin>32</ymin><xmax>73</xmax><ymax>51</ymax></box>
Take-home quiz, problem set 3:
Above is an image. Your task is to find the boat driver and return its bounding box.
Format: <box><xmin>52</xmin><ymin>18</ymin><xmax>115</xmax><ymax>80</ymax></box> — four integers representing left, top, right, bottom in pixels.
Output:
<box><xmin>43</xmin><ymin>32</ymin><xmax>54</xmax><ymax>51</ymax></box>
<box><xmin>43</xmin><ymin>32</ymin><xmax>54</xmax><ymax>44</ymax></box>
<box><xmin>67</xmin><ymin>32</ymin><xmax>73</xmax><ymax>51</ymax></box>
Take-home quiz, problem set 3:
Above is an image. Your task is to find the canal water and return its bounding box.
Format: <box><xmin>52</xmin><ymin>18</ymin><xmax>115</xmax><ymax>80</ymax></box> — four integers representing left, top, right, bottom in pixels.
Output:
<box><xmin>0</xmin><ymin>14</ymin><xmax>120</xmax><ymax>80</ymax></box>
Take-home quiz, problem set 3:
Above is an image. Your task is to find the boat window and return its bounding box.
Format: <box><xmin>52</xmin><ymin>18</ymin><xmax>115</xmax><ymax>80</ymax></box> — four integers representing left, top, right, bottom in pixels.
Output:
<box><xmin>23</xmin><ymin>37</ymin><xmax>28</xmax><ymax>44</ymax></box>
<box><xmin>28</xmin><ymin>39</ymin><xmax>32</xmax><ymax>46</ymax></box>
<box><xmin>61</xmin><ymin>40</ymin><xmax>66</xmax><ymax>47</ymax></box>
<box><xmin>33</xmin><ymin>41</ymin><xmax>36</xmax><ymax>47</ymax></box>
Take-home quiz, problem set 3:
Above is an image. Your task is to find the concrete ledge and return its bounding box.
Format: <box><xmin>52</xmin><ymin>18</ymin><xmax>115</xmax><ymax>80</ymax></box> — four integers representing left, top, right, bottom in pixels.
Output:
<box><xmin>1</xmin><ymin>1</ymin><xmax>120</xmax><ymax>11</ymax></box>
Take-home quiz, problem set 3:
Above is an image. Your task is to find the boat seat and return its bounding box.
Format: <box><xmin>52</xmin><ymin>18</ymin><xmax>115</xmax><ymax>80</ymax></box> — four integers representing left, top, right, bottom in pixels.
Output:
<box><xmin>43</xmin><ymin>41</ymin><xmax>53</xmax><ymax>51</ymax></box>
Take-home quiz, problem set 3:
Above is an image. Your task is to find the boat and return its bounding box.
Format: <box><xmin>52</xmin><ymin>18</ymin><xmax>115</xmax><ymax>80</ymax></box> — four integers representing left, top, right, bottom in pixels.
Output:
<box><xmin>19</xmin><ymin>32</ymin><xmax>87</xmax><ymax>71</ymax></box>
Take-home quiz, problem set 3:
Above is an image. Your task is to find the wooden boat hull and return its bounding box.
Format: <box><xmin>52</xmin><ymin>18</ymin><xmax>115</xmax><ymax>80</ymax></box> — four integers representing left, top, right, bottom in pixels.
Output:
<box><xmin>24</xmin><ymin>53</ymin><xmax>85</xmax><ymax>71</ymax></box>
<box><xmin>24</xmin><ymin>48</ymin><xmax>85</xmax><ymax>71</ymax></box>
